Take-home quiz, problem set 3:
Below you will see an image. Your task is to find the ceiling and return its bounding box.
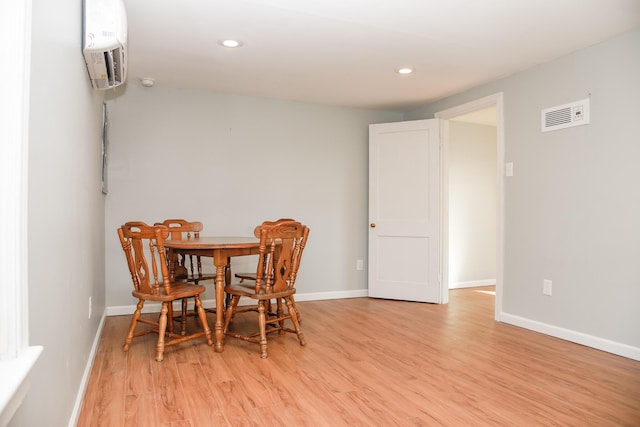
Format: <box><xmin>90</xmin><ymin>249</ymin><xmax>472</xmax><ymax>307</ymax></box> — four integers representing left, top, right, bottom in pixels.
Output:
<box><xmin>123</xmin><ymin>0</ymin><xmax>640</xmax><ymax>111</ymax></box>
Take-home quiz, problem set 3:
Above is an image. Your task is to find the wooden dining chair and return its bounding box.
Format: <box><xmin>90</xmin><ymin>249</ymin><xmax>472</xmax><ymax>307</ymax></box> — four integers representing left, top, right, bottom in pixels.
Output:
<box><xmin>232</xmin><ymin>218</ymin><xmax>300</xmax><ymax>320</ymax></box>
<box><xmin>117</xmin><ymin>222</ymin><xmax>213</xmax><ymax>362</ymax></box>
<box><xmin>234</xmin><ymin>218</ymin><xmax>294</xmax><ymax>284</ymax></box>
<box><xmin>155</xmin><ymin>219</ymin><xmax>216</xmax><ymax>284</ymax></box>
<box><xmin>223</xmin><ymin>220</ymin><xmax>309</xmax><ymax>358</ymax></box>
<box><xmin>155</xmin><ymin>219</ymin><xmax>219</xmax><ymax>335</ymax></box>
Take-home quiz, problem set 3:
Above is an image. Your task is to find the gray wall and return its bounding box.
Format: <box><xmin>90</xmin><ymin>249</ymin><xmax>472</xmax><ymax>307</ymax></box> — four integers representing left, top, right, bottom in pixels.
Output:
<box><xmin>104</xmin><ymin>84</ymin><xmax>402</xmax><ymax>308</ymax></box>
<box><xmin>407</xmin><ymin>28</ymin><xmax>640</xmax><ymax>349</ymax></box>
<box><xmin>448</xmin><ymin>122</ymin><xmax>497</xmax><ymax>286</ymax></box>
<box><xmin>10</xmin><ymin>0</ymin><xmax>107</xmax><ymax>425</ymax></box>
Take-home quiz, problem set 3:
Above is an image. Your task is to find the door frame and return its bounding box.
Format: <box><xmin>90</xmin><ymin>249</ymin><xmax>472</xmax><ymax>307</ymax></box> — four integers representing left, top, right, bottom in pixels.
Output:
<box><xmin>435</xmin><ymin>93</ymin><xmax>504</xmax><ymax>320</ymax></box>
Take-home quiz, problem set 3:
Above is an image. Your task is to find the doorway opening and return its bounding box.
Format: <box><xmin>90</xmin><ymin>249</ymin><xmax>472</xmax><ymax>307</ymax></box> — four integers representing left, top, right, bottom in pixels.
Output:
<box><xmin>436</xmin><ymin>93</ymin><xmax>504</xmax><ymax>320</ymax></box>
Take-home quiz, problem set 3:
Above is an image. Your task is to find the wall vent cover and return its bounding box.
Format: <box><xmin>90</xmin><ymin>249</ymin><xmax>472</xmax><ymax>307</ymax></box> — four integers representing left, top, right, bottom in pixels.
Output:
<box><xmin>541</xmin><ymin>98</ymin><xmax>590</xmax><ymax>132</ymax></box>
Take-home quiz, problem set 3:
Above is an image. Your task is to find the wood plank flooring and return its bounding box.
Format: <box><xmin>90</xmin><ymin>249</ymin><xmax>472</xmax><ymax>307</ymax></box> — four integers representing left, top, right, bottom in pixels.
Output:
<box><xmin>77</xmin><ymin>287</ymin><xmax>640</xmax><ymax>426</ymax></box>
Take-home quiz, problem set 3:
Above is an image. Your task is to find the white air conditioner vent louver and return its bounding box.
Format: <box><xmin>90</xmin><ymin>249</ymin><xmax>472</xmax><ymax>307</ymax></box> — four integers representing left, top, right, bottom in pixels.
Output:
<box><xmin>83</xmin><ymin>0</ymin><xmax>128</xmax><ymax>90</ymax></box>
<box><xmin>541</xmin><ymin>99</ymin><xmax>590</xmax><ymax>132</ymax></box>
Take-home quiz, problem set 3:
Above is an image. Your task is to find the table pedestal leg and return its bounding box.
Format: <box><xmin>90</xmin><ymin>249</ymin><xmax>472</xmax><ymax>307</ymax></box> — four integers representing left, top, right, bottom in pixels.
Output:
<box><xmin>214</xmin><ymin>263</ymin><xmax>226</xmax><ymax>352</ymax></box>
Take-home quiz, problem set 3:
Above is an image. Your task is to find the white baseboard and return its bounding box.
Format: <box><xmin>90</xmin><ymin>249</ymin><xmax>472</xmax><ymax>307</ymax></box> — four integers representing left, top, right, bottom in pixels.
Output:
<box><xmin>105</xmin><ymin>289</ymin><xmax>369</xmax><ymax>317</ymax></box>
<box><xmin>500</xmin><ymin>312</ymin><xmax>640</xmax><ymax>362</ymax></box>
<box><xmin>68</xmin><ymin>310</ymin><xmax>106</xmax><ymax>427</ymax></box>
<box><xmin>449</xmin><ymin>279</ymin><xmax>496</xmax><ymax>289</ymax></box>
<box><xmin>293</xmin><ymin>289</ymin><xmax>369</xmax><ymax>301</ymax></box>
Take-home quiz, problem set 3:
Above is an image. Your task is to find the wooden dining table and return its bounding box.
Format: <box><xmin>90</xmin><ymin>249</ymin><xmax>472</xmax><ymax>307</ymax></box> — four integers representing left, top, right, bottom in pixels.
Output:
<box><xmin>163</xmin><ymin>236</ymin><xmax>261</xmax><ymax>352</ymax></box>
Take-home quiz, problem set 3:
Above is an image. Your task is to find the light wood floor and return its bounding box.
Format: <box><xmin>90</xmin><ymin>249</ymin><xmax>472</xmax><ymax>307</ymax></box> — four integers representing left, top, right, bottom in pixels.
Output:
<box><xmin>77</xmin><ymin>287</ymin><xmax>640</xmax><ymax>426</ymax></box>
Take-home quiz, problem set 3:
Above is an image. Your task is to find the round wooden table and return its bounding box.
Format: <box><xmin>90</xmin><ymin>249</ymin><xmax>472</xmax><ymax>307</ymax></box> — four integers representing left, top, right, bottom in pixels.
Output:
<box><xmin>164</xmin><ymin>236</ymin><xmax>261</xmax><ymax>352</ymax></box>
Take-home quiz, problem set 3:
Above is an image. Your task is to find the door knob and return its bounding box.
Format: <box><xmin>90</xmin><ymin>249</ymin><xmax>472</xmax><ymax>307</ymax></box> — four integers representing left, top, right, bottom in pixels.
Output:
<box><xmin>370</xmin><ymin>223</ymin><xmax>376</xmax><ymax>228</ymax></box>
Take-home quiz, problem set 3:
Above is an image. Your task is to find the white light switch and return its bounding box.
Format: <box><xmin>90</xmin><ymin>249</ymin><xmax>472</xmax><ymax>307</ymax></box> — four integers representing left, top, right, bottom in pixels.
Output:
<box><xmin>505</xmin><ymin>162</ymin><xmax>514</xmax><ymax>177</ymax></box>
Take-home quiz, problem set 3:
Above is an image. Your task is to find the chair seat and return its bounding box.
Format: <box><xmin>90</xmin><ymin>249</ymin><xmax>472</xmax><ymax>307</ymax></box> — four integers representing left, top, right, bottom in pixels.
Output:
<box><xmin>176</xmin><ymin>272</ymin><xmax>217</xmax><ymax>283</ymax></box>
<box><xmin>188</xmin><ymin>272</ymin><xmax>217</xmax><ymax>281</ymax></box>
<box><xmin>234</xmin><ymin>272</ymin><xmax>257</xmax><ymax>281</ymax></box>
<box><xmin>132</xmin><ymin>282</ymin><xmax>207</xmax><ymax>302</ymax></box>
<box><xmin>186</xmin><ymin>273</ymin><xmax>216</xmax><ymax>284</ymax></box>
<box><xmin>225</xmin><ymin>282</ymin><xmax>296</xmax><ymax>300</ymax></box>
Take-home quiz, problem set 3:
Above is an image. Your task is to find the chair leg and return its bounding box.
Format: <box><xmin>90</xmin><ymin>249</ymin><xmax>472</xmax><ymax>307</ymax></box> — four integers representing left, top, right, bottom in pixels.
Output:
<box><xmin>123</xmin><ymin>300</ymin><xmax>144</xmax><ymax>352</ymax></box>
<box><xmin>276</xmin><ymin>298</ymin><xmax>285</xmax><ymax>334</ymax></box>
<box><xmin>166</xmin><ymin>301</ymin><xmax>174</xmax><ymax>334</ymax></box>
<box><xmin>286</xmin><ymin>297</ymin><xmax>306</xmax><ymax>346</ymax></box>
<box><xmin>289</xmin><ymin>295</ymin><xmax>302</xmax><ymax>324</ymax></box>
<box><xmin>194</xmin><ymin>296</ymin><xmax>213</xmax><ymax>346</ymax></box>
<box><xmin>155</xmin><ymin>302</ymin><xmax>169</xmax><ymax>362</ymax></box>
<box><xmin>223</xmin><ymin>296</ymin><xmax>240</xmax><ymax>334</ymax></box>
<box><xmin>258</xmin><ymin>300</ymin><xmax>268</xmax><ymax>359</ymax></box>
<box><xmin>180</xmin><ymin>298</ymin><xmax>188</xmax><ymax>336</ymax></box>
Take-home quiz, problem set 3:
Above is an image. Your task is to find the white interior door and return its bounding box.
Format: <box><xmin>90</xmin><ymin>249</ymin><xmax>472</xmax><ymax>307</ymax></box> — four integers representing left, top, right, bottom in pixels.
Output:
<box><xmin>368</xmin><ymin>119</ymin><xmax>442</xmax><ymax>303</ymax></box>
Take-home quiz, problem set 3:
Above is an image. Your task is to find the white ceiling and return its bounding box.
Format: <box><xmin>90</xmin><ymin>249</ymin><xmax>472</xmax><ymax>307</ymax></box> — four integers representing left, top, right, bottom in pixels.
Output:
<box><xmin>123</xmin><ymin>0</ymin><xmax>640</xmax><ymax>111</ymax></box>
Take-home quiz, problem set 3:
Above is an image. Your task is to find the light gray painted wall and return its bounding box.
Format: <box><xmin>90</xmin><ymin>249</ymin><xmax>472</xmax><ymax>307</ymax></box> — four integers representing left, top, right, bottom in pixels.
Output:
<box><xmin>104</xmin><ymin>84</ymin><xmax>402</xmax><ymax>307</ymax></box>
<box><xmin>9</xmin><ymin>0</ymin><xmax>107</xmax><ymax>425</ymax></box>
<box><xmin>449</xmin><ymin>122</ymin><xmax>497</xmax><ymax>286</ymax></box>
<box><xmin>406</xmin><ymin>28</ymin><xmax>640</xmax><ymax>348</ymax></box>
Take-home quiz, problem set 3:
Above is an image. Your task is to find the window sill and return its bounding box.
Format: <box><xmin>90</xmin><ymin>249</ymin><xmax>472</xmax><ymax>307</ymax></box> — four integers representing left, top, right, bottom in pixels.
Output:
<box><xmin>0</xmin><ymin>346</ymin><xmax>43</xmax><ymax>427</ymax></box>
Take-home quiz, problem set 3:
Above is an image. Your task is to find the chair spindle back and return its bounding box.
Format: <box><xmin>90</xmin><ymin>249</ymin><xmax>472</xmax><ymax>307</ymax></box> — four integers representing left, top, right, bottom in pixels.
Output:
<box><xmin>255</xmin><ymin>221</ymin><xmax>309</xmax><ymax>294</ymax></box>
<box><xmin>155</xmin><ymin>219</ymin><xmax>204</xmax><ymax>280</ymax></box>
<box><xmin>118</xmin><ymin>222</ymin><xmax>171</xmax><ymax>296</ymax></box>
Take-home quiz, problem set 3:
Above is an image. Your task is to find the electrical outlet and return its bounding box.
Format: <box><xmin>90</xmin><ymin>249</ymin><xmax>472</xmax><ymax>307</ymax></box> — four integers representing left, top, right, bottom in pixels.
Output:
<box><xmin>88</xmin><ymin>296</ymin><xmax>92</xmax><ymax>319</ymax></box>
<box><xmin>543</xmin><ymin>280</ymin><xmax>552</xmax><ymax>296</ymax></box>
<box><xmin>356</xmin><ymin>259</ymin><xmax>364</xmax><ymax>271</ymax></box>
<box><xmin>505</xmin><ymin>162</ymin><xmax>514</xmax><ymax>176</ymax></box>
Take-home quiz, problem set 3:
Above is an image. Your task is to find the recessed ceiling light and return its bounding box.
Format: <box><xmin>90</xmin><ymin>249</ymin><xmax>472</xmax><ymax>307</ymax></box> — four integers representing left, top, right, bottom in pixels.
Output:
<box><xmin>220</xmin><ymin>39</ymin><xmax>242</xmax><ymax>48</ymax></box>
<box><xmin>396</xmin><ymin>68</ymin><xmax>414</xmax><ymax>74</ymax></box>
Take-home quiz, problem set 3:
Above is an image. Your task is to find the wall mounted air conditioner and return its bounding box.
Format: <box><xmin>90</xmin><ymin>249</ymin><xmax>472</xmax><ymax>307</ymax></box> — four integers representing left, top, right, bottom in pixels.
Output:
<box><xmin>82</xmin><ymin>0</ymin><xmax>128</xmax><ymax>90</ymax></box>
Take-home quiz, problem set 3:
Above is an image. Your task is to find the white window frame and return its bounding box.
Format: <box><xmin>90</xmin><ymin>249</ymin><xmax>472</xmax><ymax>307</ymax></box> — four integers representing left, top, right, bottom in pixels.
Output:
<box><xmin>0</xmin><ymin>0</ymin><xmax>43</xmax><ymax>425</ymax></box>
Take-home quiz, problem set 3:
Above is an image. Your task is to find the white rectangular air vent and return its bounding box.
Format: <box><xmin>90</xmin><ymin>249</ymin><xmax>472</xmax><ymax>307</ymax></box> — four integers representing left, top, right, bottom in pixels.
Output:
<box><xmin>541</xmin><ymin>98</ymin><xmax>590</xmax><ymax>132</ymax></box>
